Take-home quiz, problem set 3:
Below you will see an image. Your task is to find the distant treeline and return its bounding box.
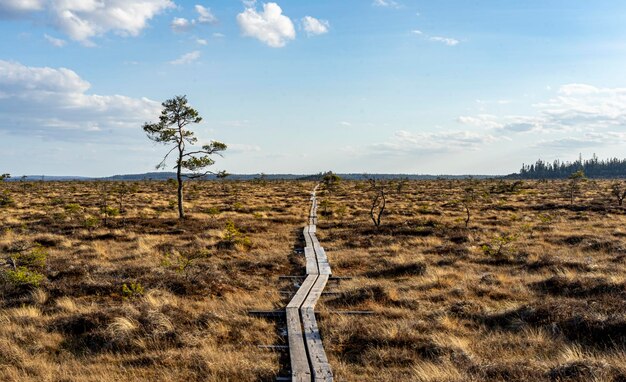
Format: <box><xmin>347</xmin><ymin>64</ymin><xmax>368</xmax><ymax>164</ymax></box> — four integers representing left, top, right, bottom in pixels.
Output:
<box><xmin>8</xmin><ymin>172</ymin><xmax>498</xmax><ymax>182</ymax></box>
<box><xmin>516</xmin><ymin>156</ymin><xmax>626</xmax><ymax>179</ymax></box>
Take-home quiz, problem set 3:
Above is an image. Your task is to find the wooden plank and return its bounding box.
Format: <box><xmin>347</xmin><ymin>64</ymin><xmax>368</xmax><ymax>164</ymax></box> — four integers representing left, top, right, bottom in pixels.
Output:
<box><xmin>306</xmin><ymin>258</ymin><xmax>319</xmax><ymax>275</ymax></box>
<box><xmin>247</xmin><ymin>310</ymin><xmax>286</xmax><ymax>318</ymax></box>
<box><xmin>304</xmin><ymin>247</ymin><xmax>318</xmax><ymax>275</ymax></box>
<box><xmin>304</xmin><ymin>245</ymin><xmax>314</xmax><ymax>261</ymax></box>
<box><xmin>302</xmin><ymin>275</ymin><xmax>327</xmax><ymax>309</ymax></box>
<box><xmin>317</xmin><ymin>262</ymin><xmax>332</xmax><ymax>276</ymax></box>
<box><xmin>309</xmin><ymin>234</ymin><xmax>320</xmax><ymax>247</ymax></box>
<box><xmin>301</xmin><ymin>275</ymin><xmax>333</xmax><ymax>381</ymax></box>
<box><xmin>286</xmin><ymin>274</ymin><xmax>317</xmax><ymax>381</ymax></box>
<box><xmin>303</xmin><ymin>228</ymin><xmax>313</xmax><ymax>247</ymax></box>
<box><xmin>279</xmin><ymin>275</ymin><xmax>350</xmax><ymax>280</ymax></box>
<box><xmin>287</xmin><ymin>308</ymin><xmax>311</xmax><ymax>381</ymax></box>
<box><xmin>258</xmin><ymin>345</ymin><xmax>289</xmax><ymax>350</ymax></box>
<box><xmin>302</xmin><ymin>309</ymin><xmax>333</xmax><ymax>381</ymax></box>
<box><xmin>313</xmin><ymin>246</ymin><xmax>331</xmax><ymax>276</ymax></box>
<box><xmin>287</xmin><ymin>275</ymin><xmax>317</xmax><ymax>309</ymax></box>
<box><xmin>329</xmin><ymin>311</ymin><xmax>375</xmax><ymax>315</ymax></box>
<box><xmin>314</xmin><ymin>246</ymin><xmax>328</xmax><ymax>261</ymax></box>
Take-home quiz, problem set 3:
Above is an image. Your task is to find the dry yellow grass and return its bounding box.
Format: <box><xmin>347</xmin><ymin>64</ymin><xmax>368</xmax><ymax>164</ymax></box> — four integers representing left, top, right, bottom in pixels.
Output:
<box><xmin>1</xmin><ymin>178</ymin><xmax>625</xmax><ymax>381</ymax></box>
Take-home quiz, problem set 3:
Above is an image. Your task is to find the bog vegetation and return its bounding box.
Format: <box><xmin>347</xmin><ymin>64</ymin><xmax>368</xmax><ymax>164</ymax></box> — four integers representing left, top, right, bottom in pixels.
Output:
<box><xmin>1</xmin><ymin>177</ymin><xmax>626</xmax><ymax>381</ymax></box>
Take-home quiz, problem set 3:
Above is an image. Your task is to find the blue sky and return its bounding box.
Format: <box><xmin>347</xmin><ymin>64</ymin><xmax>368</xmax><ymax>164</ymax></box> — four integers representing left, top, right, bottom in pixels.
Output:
<box><xmin>1</xmin><ymin>0</ymin><xmax>626</xmax><ymax>176</ymax></box>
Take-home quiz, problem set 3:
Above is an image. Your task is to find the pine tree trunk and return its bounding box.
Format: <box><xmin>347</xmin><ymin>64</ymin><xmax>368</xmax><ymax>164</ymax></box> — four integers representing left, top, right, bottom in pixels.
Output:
<box><xmin>177</xmin><ymin>150</ymin><xmax>185</xmax><ymax>219</ymax></box>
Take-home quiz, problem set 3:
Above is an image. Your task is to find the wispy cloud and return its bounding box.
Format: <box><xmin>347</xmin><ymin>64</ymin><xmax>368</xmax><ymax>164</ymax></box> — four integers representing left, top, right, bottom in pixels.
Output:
<box><xmin>372</xmin><ymin>0</ymin><xmax>402</xmax><ymax>9</ymax></box>
<box><xmin>44</xmin><ymin>33</ymin><xmax>66</xmax><ymax>47</ymax></box>
<box><xmin>170</xmin><ymin>6</ymin><xmax>218</xmax><ymax>33</ymax></box>
<box><xmin>301</xmin><ymin>16</ymin><xmax>329</xmax><ymax>37</ymax></box>
<box><xmin>412</xmin><ymin>30</ymin><xmax>460</xmax><ymax>46</ymax></box>
<box><xmin>195</xmin><ymin>5</ymin><xmax>217</xmax><ymax>24</ymax></box>
<box><xmin>169</xmin><ymin>51</ymin><xmax>201</xmax><ymax>65</ymax></box>
<box><xmin>429</xmin><ymin>36</ymin><xmax>459</xmax><ymax>46</ymax></box>
<box><xmin>171</xmin><ymin>17</ymin><xmax>193</xmax><ymax>33</ymax></box>
<box><xmin>459</xmin><ymin>83</ymin><xmax>626</xmax><ymax>134</ymax></box>
<box><xmin>536</xmin><ymin>132</ymin><xmax>626</xmax><ymax>149</ymax></box>
<box><xmin>456</xmin><ymin>83</ymin><xmax>626</xmax><ymax>154</ymax></box>
<box><xmin>366</xmin><ymin>130</ymin><xmax>499</xmax><ymax>156</ymax></box>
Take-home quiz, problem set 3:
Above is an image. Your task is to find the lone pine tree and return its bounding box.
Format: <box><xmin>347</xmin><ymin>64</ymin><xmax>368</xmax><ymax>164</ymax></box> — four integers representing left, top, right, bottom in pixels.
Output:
<box><xmin>143</xmin><ymin>95</ymin><xmax>226</xmax><ymax>219</ymax></box>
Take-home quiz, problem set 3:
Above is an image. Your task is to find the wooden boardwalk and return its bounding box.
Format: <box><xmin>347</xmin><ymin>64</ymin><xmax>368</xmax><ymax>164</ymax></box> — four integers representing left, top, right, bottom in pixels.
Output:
<box><xmin>286</xmin><ymin>185</ymin><xmax>334</xmax><ymax>382</ymax></box>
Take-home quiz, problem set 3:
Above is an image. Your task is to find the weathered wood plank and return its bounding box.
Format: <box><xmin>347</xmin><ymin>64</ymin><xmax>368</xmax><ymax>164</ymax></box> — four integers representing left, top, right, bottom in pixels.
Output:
<box><xmin>286</xmin><ymin>274</ymin><xmax>317</xmax><ymax>381</ymax></box>
<box><xmin>304</xmin><ymin>247</ymin><xmax>315</xmax><ymax>262</ymax></box>
<box><xmin>302</xmin><ymin>274</ymin><xmax>327</xmax><ymax>309</ymax></box>
<box><xmin>287</xmin><ymin>275</ymin><xmax>317</xmax><ymax>309</ymax></box>
<box><xmin>279</xmin><ymin>275</ymin><xmax>350</xmax><ymax>280</ymax></box>
<box><xmin>317</xmin><ymin>262</ymin><xmax>332</xmax><ymax>276</ymax></box>
<box><xmin>314</xmin><ymin>246</ymin><xmax>327</xmax><ymax>261</ymax></box>
<box><xmin>287</xmin><ymin>308</ymin><xmax>311</xmax><ymax>381</ymax></box>
<box><xmin>306</xmin><ymin>258</ymin><xmax>319</xmax><ymax>275</ymax></box>
<box><xmin>303</xmin><ymin>228</ymin><xmax>313</xmax><ymax>247</ymax></box>
<box><xmin>247</xmin><ymin>310</ymin><xmax>286</xmax><ymax>318</ymax></box>
<box><xmin>301</xmin><ymin>275</ymin><xmax>333</xmax><ymax>381</ymax></box>
<box><xmin>258</xmin><ymin>345</ymin><xmax>289</xmax><ymax>350</ymax></box>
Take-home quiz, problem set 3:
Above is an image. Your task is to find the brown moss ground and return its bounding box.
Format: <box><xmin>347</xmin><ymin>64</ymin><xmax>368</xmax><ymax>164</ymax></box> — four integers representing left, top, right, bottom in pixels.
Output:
<box><xmin>316</xmin><ymin>179</ymin><xmax>626</xmax><ymax>381</ymax></box>
<box><xmin>0</xmin><ymin>180</ymin><xmax>313</xmax><ymax>381</ymax></box>
<box><xmin>1</xmin><ymin>179</ymin><xmax>626</xmax><ymax>381</ymax></box>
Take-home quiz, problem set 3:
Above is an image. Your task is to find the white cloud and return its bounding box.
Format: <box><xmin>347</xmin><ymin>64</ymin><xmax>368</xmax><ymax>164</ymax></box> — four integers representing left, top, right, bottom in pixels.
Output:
<box><xmin>372</xmin><ymin>0</ymin><xmax>401</xmax><ymax>9</ymax></box>
<box><xmin>301</xmin><ymin>16</ymin><xmax>329</xmax><ymax>36</ymax></box>
<box><xmin>0</xmin><ymin>0</ymin><xmax>44</xmax><ymax>15</ymax></box>
<box><xmin>340</xmin><ymin>121</ymin><xmax>352</xmax><ymax>127</ymax></box>
<box><xmin>171</xmin><ymin>17</ymin><xmax>192</xmax><ymax>33</ymax></box>
<box><xmin>0</xmin><ymin>60</ymin><xmax>160</xmax><ymax>138</ymax></box>
<box><xmin>535</xmin><ymin>84</ymin><xmax>626</xmax><ymax>128</ymax></box>
<box><xmin>456</xmin><ymin>114</ymin><xmax>502</xmax><ymax>129</ymax></box>
<box><xmin>196</xmin><ymin>38</ymin><xmax>208</xmax><ymax>45</ymax></box>
<box><xmin>2</xmin><ymin>0</ymin><xmax>174</xmax><ymax>44</ymax></box>
<box><xmin>460</xmin><ymin>83</ymin><xmax>626</xmax><ymax>135</ymax></box>
<box><xmin>170</xmin><ymin>6</ymin><xmax>217</xmax><ymax>34</ymax></box>
<box><xmin>412</xmin><ymin>30</ymin><xmax>460</xmax><ymax>46</ymax></box>
<box><xmin>195</xmin><ymin>5</ymin><xmax>217</xmax><ymax>24</ymax></box>
<box><xmin>536</xmin><ymin>132</ymin><xmax>626</xmax><ymax>149</ymax></box>
<box><xmin>53</xmin><ymin>0</ymin><xmax>174</xmax><ymax>44</ymax></box>
<box><xmin>236</xmin><ymin>2</ymin><xmax>295</xmax><ymax>48</ymax></box>
<box><xmin>429</xmin><ymin>36</ymin><xmax>459</xmax><ymax>46</ymax></box>
<box><xmin>169</xmin><ymin>51</ymin><xmax>201</xmax><ymax>65</ymax></box>
<box><xmin>213</xmin><ymin>32</ymin><xmax>225</xmax><ymax>38</ymax></box>
<box><xmin>368</xmin><ymin>130</ymin><xmax>499</xmax><ymax>156</ymax></box>
<box><xmin>44</xmin><ymin>33</ymin><xmax>67</xmax><ymax>47</ymax></box>
<box><xmin>457</xmin><ymin>83</ymin><xmax>626</xmax><ymax>155</ymax></box>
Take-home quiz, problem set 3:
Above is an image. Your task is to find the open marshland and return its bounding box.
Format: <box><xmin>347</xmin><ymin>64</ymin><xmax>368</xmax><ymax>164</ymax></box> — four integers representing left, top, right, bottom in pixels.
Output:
<box><xmin>1</xmin><ymin>178</ymin><xmax>626</xmax><ymax>381</ymax></box>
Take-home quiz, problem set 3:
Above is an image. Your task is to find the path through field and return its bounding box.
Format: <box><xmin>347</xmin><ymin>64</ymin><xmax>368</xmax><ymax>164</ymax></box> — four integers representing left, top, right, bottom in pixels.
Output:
<box><xmin>285</xmin><ymin>185</ymin><xmax>333</xmax><ymax>381</ymax></box>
